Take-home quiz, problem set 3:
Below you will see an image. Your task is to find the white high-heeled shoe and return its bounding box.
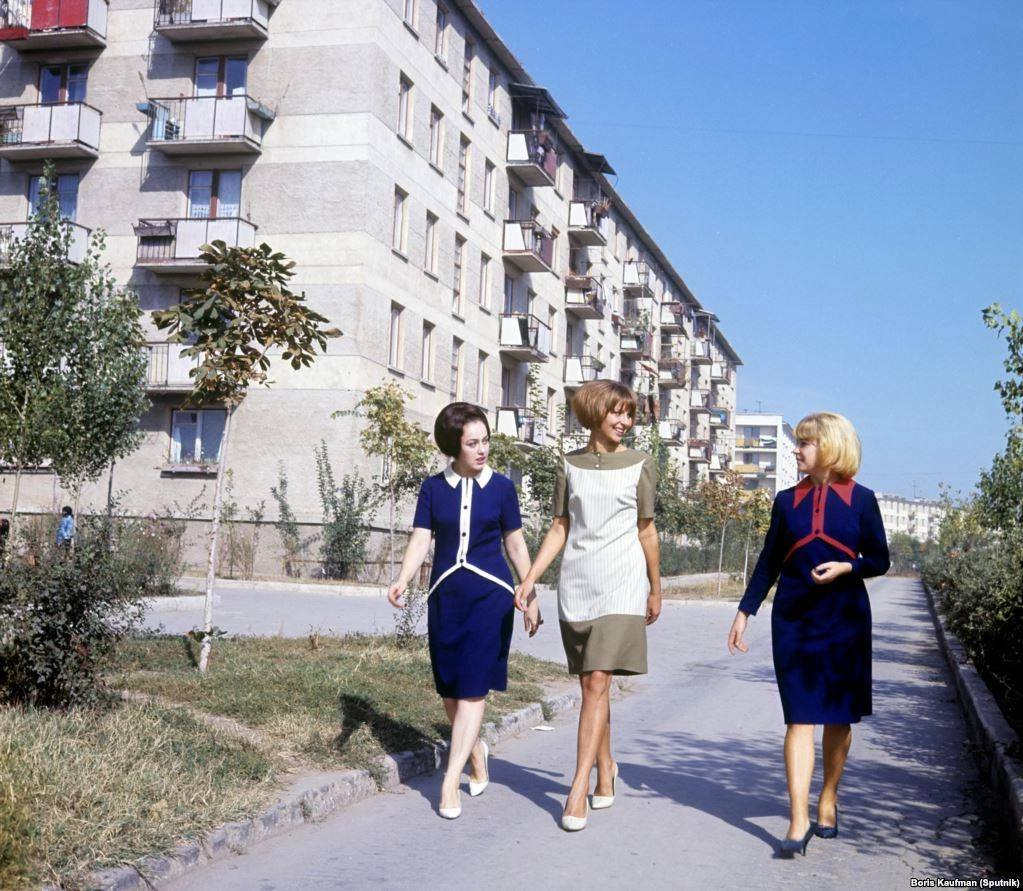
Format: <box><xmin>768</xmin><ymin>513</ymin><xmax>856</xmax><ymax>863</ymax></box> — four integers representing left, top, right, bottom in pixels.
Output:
<box><xmin>561</xmin><ymin>800</ymin><xmax>588</xmax><ymax>832</ymax></box>
<box><xmin>439</xmin><ymin>790</ymin><xmax>461</xmax><ymax>820</ymax></box>
<box><xmin>468</xmin><ymin>740</ymin><xmax>490</xmax><ymax>797</ymax></box>
<box><xmin>591</xmin><ymin>762</ymin><xmax>619</xmax><ymax>810</ymax></box>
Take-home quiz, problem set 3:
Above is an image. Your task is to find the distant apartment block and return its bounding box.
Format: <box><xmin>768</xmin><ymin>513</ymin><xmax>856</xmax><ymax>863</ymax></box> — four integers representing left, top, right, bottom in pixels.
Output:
<box><xmin>876</xmin><ymin>494</ymin><xmax>946</xmax><ymax>543</ymax></box>
<box><xmin>732</xmin><ymin>413</ymin><xmax>797</xmax><ymax>495</ymax></box>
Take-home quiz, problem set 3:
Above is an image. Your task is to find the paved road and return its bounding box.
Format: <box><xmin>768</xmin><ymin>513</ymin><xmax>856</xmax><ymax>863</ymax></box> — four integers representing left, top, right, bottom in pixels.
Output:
<box><xmin>156</xmin><ymin>578</ymin><xmax>1002</xmax><ymax>890</ymax></box>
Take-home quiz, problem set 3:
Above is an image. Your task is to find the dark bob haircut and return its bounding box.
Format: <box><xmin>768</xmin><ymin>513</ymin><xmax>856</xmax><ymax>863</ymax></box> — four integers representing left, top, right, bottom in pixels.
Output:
<box><xmin>434</xmin><ymin>402</ymin><xmax>491</xmax><ymax>458</ymax></box>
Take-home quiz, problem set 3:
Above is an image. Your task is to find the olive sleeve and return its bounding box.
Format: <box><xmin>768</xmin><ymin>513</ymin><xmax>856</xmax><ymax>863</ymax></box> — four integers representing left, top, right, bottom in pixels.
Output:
<box><xmin>637</xmin><ymin>454</ymin><xmax>656</xmax><ymax>519</ymax></box>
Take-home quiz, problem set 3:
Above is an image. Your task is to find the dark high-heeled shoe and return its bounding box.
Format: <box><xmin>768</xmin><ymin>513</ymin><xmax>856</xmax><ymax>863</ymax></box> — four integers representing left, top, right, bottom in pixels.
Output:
<box><xmin>779</xmin><ymin>824</ymin><xmax>814</xmax><ymax>858</ymax></box>
<box><xmin>815</xmin><ymin>804</ymin><xmax>839</xmax><ymax>839</ymax></box>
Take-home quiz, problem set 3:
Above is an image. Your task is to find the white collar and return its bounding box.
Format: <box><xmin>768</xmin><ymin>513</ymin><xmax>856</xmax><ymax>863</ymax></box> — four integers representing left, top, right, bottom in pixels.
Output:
<box><xmin>443</xmin><ymin>463</ymin><xmax>493</xmax><ymax>489</ymax></box>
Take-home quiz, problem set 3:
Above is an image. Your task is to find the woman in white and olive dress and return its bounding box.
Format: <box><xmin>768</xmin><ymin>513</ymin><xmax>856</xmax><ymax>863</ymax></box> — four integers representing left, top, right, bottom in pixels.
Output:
<box><xmin>515</xmin><ymin>380</ymin><xmax>661</xmax><ymax>831</ymax></box>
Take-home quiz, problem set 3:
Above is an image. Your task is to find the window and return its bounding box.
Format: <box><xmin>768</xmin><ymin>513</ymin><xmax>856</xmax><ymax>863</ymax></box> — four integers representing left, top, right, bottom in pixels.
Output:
<box><xmin>550</xmin><ymin>226</ymin><xmax>560</xmax><ymax>271</ymax></box>
<box><xmin>29</xmin><ymin>174</ymin><xmax>78</xmax><ymax>220</ymax></box>
<box><xmin>429</xmin><ymin>106</ymin><xmax>443</xmax><ymax>168</ymax></box>
<box><xmin>462</xmin><ymin>39</ymin><xmax>474</xmax><ymax>113</ymax></box>
<box><xmin>195</xmin><ymin>57</ymin><xmax>247</xmax><ymax>97</ymax></box>
<box><xmin>503</xmin><ymin>274</ymin><xmax>514</xmax><ymax>313</ymax></box>
<box><xmin>457</xmin><ymin>136</ymin><xmax>470</xmax><ymax>215</ymax></box>
<box><xmin>392</xmin><ymin>187</ymin><xmax>408</xmax><ymax>253</ymax></box>
<box><xmin>187</xmin><ymin>170</ymin><xmax>241</xmax><ymax>218</ymax></box>
<box><xmin>389</xmin><ymin>303</ymin><xmax>404</xmax><ymax>368</ymax></box>
<box><xmin>487</xmin><ymin>69</ymin><xmax>498</xmax><ymax>118</ymax></box>
<box><xmin>547</xmin><ymin>387</ymin><xmax>556</xmax><ymax>431</ymax></box>
<box><xmin>452</xmin><ymin>235</ymin><xmax>466</xmax><ymax>315</ymax></box>
<box><xmin>170</xmin><ymin>409</ymin><xmax>225</xmax><ymax>465</ymax></box>
<box><xmin>483</xmin><ymin>160</ymin><xmax>495</xmax><ymax>213</ymax></box>
<box><xmin>40</xmin><ymin>63</ymin><xmax>87</xmax><ymax>103</ymax></box>
<box><xmin>434</xmin><ymin>4</ymin><xmax>447</xmax><ymax>58</ymax></box>
<box><xmin>421</xmin><ymin>321</ymin><xmax>434</xmax><ymax>381</ymax></box>
<box><xmin>424</xmin><ymin>211</ymin><xmax>438</xmax><ymax>274</ymax></box>
<box><xmin>397</xmin><ymin>74</ymin><xmax>412</xmax><ymax>139</ymax></box>
<box><xmin>548</xmin><ymin>305</ymin><xmax>557</xmax><ymax>355</ymax></box>
<box><xmin>450</xmin><ymin>336</ymin><xmax>463</xmax><ymax>399</ymax></box>
<box><xmin>402</xmin><ymin>0</ymin><xmax>416</xmax><ymax>28</ymax></box>
<box><xmin>476</xmin><ymin>350</ymin><xmax>488</xmax><ymax>404</ymax></box>
<box><xmin>508</xmin><ymin>186</ymin><xmax>519</xmax><ymax>220</ymax></box>
<box><xmin>478</xmin><ymin>253</ymin><xmax>491</xmax><ymax>309</ymax></box>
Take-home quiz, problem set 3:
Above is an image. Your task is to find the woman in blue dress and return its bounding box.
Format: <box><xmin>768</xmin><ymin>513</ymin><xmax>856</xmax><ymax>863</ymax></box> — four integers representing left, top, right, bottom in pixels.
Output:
<box><xmin>388</xmin><ymin>402</ymin><xmax>540</xmax><ymax>819</ymax></box>
<box><xmin>727</xmin><ymin>412</ymin><xmax>890</xmax><ymax>857</ymax></box>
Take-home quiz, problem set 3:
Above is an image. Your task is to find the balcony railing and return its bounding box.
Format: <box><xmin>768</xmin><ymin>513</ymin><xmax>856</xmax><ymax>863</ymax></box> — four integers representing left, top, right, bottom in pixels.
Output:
<box><xmin>690</xmin><ymin>340</ymin><xmax>712</xmax><ymax>362</ymax></box>
<box><xmin>505</xmin><ymin>128</ymin><xmax>557</xmax><ymax>186</ymax></box>
<box><xmin>567</xmin><ymin>197</ymin><xmax>609</xmax><ymax>247</ymax></box>
<box><xmin>710</xmin><ymin>362</ymin><xmax>732</xmax><ymax>383</ymax></box>
<box><xmin>620</xmin><ymin>328</ymin><xmax>653</xmax><ymax>358</ymax></box>
<box><xmin>135</xmin><ymin>216</ymin><xmax>257</xmax><ymax>272</ymax></box>
<box><xmin>143</xmin><ymin>342</ymin><xmax>200</xmax><ymax>391</ymax></box>
<box><xmin>0</xmin><ymin>102</ymin><xmax>101</xmax><ymax>159</ymax></box>
<box><xmin>0</xmin><ymin>0</ymin><xmax>108</xmax><ymax>47</ymax></box>
<box><xmin>154</xmin><ymin>0</ymin><xmax>276</xmax><ymax>40</ymax></box>
<box><xmin>499</xmin><ymin>312</ymin><xmax>551</xmax><ymax>362</ymax></box>
<box><xmin>143</xmin><ymin>95</ymin><xmax>272</xmax><ymax>154</ymax></box>
<box><xmin>623</xmin><ymin>259</ymin><xmax>652</xmax><ymax>296</ymax></box>
<box><xmin>710</xmin><ymin>408</ymin><xmax>730</xmax><ymax>428</ymax></box>
<box><xmin>565</xmin><ymin>274</ymin><xmax>606</xmax><ymax>319</ymax></box>
<box><xmin>735</xmin><ymin>436</ymin><xmax>777</xmax><ymax>450</ymax></box>
<box><xmin>502</xmin><ymin>219</ymin><xmax>554</xmax><ymax>273</ymax></box>
<box><xmin>0</xmin><ymin>220</ymin><xmax>90</xmax><ymax>264</ymax></box>
<box><xmin>688</xmin><ymin>440</ymin><xmax>712</xmax><ymax>463</ymax></box>
<box><xmin>495</xmin><ymin>406</ymin><xmax>545</xmax><ymax>447</ymax></box>
<box><xmin>563</xmin><ymin>352</ymin><xmax>605</xmax><ymax>388</ymax></box>
<box><xmin>657</xmin><ymin>418</ymin><xmax>686</xmax><ymax>444</ymax></box>
<box><xmin>660</xmin><ymin>301</ymin><xmax>684</xmax><ymax>330</ymax></box>
<box><xmin>690</xmin><ymin>389</ymin><xmax>711</xmax><ymax>410</ymax></box>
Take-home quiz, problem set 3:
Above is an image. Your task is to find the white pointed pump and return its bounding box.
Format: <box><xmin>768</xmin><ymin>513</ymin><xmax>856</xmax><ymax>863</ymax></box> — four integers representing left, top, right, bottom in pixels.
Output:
<box><xmin>468</xmin><ymin>739</ymin><xmax>490</xmax><ymax>797</ymax></box>
<box><xmin>590</xmin><ymin>762</ymin><xmax>619</xmax><ymax>810</ymax></box>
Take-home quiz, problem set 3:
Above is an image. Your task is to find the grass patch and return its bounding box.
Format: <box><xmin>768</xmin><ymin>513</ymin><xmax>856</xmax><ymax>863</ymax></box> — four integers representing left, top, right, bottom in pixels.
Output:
<box><xmin>0</xmin><ymin>702</ymin><xmax>280</xmax><ymax>890</ymax></box>
<box><xmin>111</xmin><ymin>634</ymin><xmax>566</xmax><ymax>775</ymax></box>
<box><xmin>663</xmin><ymin>576</ymin><xmax>747</xmax><ymax>600</ymax></box>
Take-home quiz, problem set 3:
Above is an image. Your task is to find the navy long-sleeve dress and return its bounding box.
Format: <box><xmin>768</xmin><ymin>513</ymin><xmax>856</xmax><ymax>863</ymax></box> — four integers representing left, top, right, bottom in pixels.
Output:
<box><xmin>738</xmin><ymin>477</ymin><xmax>890</xmax><ymax>724</ymax></box>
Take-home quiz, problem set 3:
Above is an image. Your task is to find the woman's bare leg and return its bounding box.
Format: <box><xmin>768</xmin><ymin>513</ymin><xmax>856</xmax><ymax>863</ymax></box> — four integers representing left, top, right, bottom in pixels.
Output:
<box><xmin>439</xmin><ymin>697</ymin><xmax>486</xmax><ymax>810</ymax></box>
<box><xmin>818</xmin><ymin>723</ymin><xmax>852</xmax><ymax>828</ymax></box>
<box><xmin>564</xmin><ymin>670</ymin><xmax>612</xmax><ymax>818</ymax></box>
<box><xmin>784</xmin><ymin>723</ymin><xmax>815</xmax><ymax>839</ymax></box>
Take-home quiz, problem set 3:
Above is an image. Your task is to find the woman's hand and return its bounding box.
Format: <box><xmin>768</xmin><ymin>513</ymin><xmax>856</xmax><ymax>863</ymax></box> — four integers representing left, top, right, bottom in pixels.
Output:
<box><xmin>514</xmin><ymin>579</ymin><xmax>535</xmax><ymax>612</ymax></box>
<box><xmin>524</xmin><ymin>599</ymin><xmax>543</xmax><ymax>637</ymax></box>
<box><xmin>645</xmin><ymin>591</ymin><xmax>662</xmax><ymax>625</ymax></box>
<box><xmin>387</xmin><ymin>581</ymin><xmax>407</xmax><ymax>609</ymax></box>
<box><xmin>811</xmin><ymin>561</ymin><xmax>853</xmax><ymax>585</ymax></box>
<box><xmin>727</xmin><ymin>611</ymin><xmax>749</xmax><ymax>655</ymax></box>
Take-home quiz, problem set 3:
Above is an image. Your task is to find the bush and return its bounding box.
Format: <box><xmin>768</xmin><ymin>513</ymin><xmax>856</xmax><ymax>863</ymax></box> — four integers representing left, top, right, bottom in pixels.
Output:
<box><xmin>316</xmin><ymin>441</ymin><xmax>376</xmax><ymax>580</ymax></box>
<box><xmin>0</xmin><ymin>517</ymin><xmax>149</xmax><ymax>708</ymax></box>
<box><xmin>658</xmin><ymin>533</ymin><xmax>749</xmax><ymax>576</ymax></box>
<box><xmin>394</xmin><ymin>583</ymin><xmax>428</xmax><ymax>649</ymax></box>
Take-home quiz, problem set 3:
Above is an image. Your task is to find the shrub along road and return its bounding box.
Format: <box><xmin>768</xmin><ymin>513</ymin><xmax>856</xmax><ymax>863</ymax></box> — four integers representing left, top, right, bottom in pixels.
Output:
<box><xmin>154</xmin><ymin>578</ymin><xmax>1009</xmax><ymax>890</ymax></box>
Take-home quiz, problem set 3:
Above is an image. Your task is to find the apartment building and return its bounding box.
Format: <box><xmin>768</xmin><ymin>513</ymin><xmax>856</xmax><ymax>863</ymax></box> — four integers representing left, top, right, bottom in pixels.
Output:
<box><xmin>876</xmin><ymin>494</ymin><xmax>946</xmax><ymax>543</ymax></box>
<box><xmin>0</xmin><ymin>0</ymin><xmax>741</xmax><ymax>570</ymax></box>
<box><xmin>733</xmin><ymin>413</ymin><xmax>798</xmax><ymax>495</ymax></box>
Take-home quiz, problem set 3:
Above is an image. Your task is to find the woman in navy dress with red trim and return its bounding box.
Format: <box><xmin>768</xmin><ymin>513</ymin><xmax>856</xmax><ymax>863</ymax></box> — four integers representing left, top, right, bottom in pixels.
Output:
<box><xmin>388</xmin><ymin>403</ymin><xmax>540</xmax><ymax>820</ymax></box>
<box><xmin>727</xmin><ymin>412</ymin><xmax>890</xmax><ymax>857</ymax></box>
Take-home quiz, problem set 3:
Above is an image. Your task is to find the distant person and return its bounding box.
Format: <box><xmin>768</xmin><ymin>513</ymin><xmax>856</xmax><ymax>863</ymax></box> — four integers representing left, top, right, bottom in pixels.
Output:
<box><xmin>0</xmin><ymin>516</ymin><xmax>9</xmax><ymax>555</ymax></box>
<box><xmin>387</xmin><ymin>403</ymin><xmax>539</xmax><ymax>820</ymax></box>
<box><xmin>56</xmin><ymin>506</ymin><xmax>75</xmax><ymax>550</ymax></box>
<box><xmin>727</xmin><ymin>412</ymin><xmax>890</xmax><ymax>858</ymax></box>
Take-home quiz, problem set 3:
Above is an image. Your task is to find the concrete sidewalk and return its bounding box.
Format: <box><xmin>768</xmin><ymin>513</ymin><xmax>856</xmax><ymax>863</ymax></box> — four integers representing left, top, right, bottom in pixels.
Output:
<box><xmin>159</xmin><ymin>578</ymin><xmax>1002</xmax><ymax>890</ymax></box>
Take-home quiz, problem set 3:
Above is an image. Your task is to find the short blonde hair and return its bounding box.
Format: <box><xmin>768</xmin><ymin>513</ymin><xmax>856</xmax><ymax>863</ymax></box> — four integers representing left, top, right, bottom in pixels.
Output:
<box><xmin>794</xmin><ymin>412</ymin><xmax>861</xmax><ymax>478</ymax></box>
<box><xmin>571</xmin><ymin>380</ymin><xmax>637</xmax><ymax>430</ymax></box>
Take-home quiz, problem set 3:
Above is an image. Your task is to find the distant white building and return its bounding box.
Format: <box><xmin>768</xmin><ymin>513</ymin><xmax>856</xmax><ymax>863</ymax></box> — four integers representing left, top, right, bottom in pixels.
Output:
<box><xmin>733</xmin><ymin>413</ymin><xmax>798</xmax><ymax>496</ymax></box>
<box><xmin>876</xmin><ymin>494</ymin><xmax>946</xmax><ymax>542</ymax></box>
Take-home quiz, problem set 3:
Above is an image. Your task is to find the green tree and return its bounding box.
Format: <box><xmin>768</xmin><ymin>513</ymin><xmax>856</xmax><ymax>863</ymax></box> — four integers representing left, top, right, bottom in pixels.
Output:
<box><xmin>740</xmin><ymin>488</ymin><xmax>773</xmax><ymax>586</ymax></box>
<box><xmin>646</xmin><ymin>425</ymin><xmax>688</xmax><ymax>536</ymax></box>
<box><xmin>698</xmin><ymin>470</ymin><xmax>746</xmax><ymax>595</ymax></box>
<box><xmin>334</xmin><ymin>382</ymin><xmax>435</xmax><ymax>580</ymax></box>
<box><xmin>487</xmin><ymin>432</ymin><xmax>527</xmax><ymax>476</ymax></box>
<box><xmin>0</xmin><ymin>163</ymin><xmax>149</xmax><ymax>543</ymax></box>
<box><xmin>154</xmin><ymin>241</ymin><xmax>340</xmax><ymax>672</ymax></box>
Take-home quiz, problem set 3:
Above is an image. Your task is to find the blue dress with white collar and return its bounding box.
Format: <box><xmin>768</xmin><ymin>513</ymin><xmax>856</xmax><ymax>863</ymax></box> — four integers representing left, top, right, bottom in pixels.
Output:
<box><xmin>413</xmin><ymin>464</ymin><xmax>523</xmax><ymax>699</ymax></box>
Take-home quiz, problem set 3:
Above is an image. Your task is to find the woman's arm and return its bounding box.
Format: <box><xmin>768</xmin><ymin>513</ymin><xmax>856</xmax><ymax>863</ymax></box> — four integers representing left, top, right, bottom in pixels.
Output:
<box><xmin>387</xmin><ymin>528</ymin><xmax>433</xmax><ymax>607</ymax></box>
<box><xmin>849</xmin><ymin>491</ymin><xmax>891</xmax><ymax>579</ymax></box>
<box><xmin>503</xmin><ymin>528</ymin><xmax>532</xmax><ymax>583</ymax></box>
<box><xmin>729</xmin><ymin>496</ymin><xmax>786</xmax><ymax>654</ymax></box>
<box><xmin>513</xmin><ymin>517</ymin><xmax>569</xmax><ymax>610</ymax></box>
<box><xmin>637</xmin><ymin>517</ymin><xmax>661</xmax><ymax>625</ymax></box>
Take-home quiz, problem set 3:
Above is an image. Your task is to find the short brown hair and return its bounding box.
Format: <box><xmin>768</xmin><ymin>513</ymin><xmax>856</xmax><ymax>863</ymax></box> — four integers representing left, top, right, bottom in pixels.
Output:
<box><xmin>571</xmin><ymin>380</ymin><xmax>637</xmax><ymax>430</ymax></box>
<box><xmin>434</xmin><ymin>402</ymin><xmax>491</xmax><ymax>458</ymax></box>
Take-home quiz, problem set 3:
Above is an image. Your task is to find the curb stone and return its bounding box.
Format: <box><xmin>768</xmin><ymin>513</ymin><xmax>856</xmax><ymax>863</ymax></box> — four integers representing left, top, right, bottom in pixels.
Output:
<box><xmin>923</xmin><ymin>582</ymin><xmax>1023</xmax><ymax>855</ymax></box>
<box><xmin>71</xmin><ymin>685</ymin><xmax>583</xmax><ymax>891</ymax></box>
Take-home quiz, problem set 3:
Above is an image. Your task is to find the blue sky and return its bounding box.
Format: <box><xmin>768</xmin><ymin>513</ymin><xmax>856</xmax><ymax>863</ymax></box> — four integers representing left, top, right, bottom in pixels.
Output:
<box><xmin>479</xmin><ymin>0</ymin><xmax>1022</xmax><ymax>498</ymax></box>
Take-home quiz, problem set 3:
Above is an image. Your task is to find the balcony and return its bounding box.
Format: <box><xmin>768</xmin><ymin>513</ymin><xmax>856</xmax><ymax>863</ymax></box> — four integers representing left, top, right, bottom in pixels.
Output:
<box><xmin>0</xmin><ymin>220</ymin><xmax>89</xmax><ymax>264</ymax></box>
<box><xmin>734</xmin><ymin>462</ymin><xmax>761</xmax><ymax>475</ymax></box>
<box><xmin>568</xmin><ymin>180</ymin><xmax>609</xmax><ymax>246</ymax></box>
<box><xmin>565</xmin><ymin>274</ymin><xmax>606</xmax><ymax>319</ymax></box>
<box><xmin>660</xmin><ymin>301</ymin><xmax>684</xmax><ymax>331</ymax></box>
<box><xmin>505</xmin><ymin>128</ymin><xmax>557</xmax><ymax>187</ymax></box>
<box><xmin>689</xmin><ymin>389</ymin><xmax>710</xmax><ymax>412</ymax></box>
<box><xmin>134</xmin><ymin>217</ymin><xmax>257</xmax><ymax>274</ymax></box>
<box><xmin>0</xmin><ymin>102</ymin><xmax>101</xmax><ymax>160</ymax></box>
<box><xmin>0</xmin><ymin>0</ymin><xmax>108</xmax><ymax>48</ymax></box>
<box><xmin>710</xmin><ymin>362</ymin><xmax>731</xmax><ymax>383</ymax></box>
<box><xmin>495</xmin><ymin>406</ymin><xmax>545</xmax><ymax>448</ymax></box>
<box><xmin>690</xmin><ymin>340</ymin><xmax>712</xmax><ymax>363</ymax></box>
<box><xmin>143</xmin><ymin>342</ymin><xmax>200</xmax><ymax>392</ymax></box>
<box><xmin>502</xmin><ymin>220</ymin><xmax>554</xmax><ymax>273</ymax></box>
<box><xmin>620</xmin><ymin>328</ymin><xmax>653</xmax><ymax>359</ymax></box>
<box><xmin>154</xmin><ymin>0</ymin><xmax>278</xmax><ymax>41</ymax></box>
<box><xmin>657</xmin><ymin>418</ymin><xmax>686</xmax><ymax>444</ymax></box>
<box><xmin>688</xmin><ymin>440</ymin><xmax>711</xmax><ymax>464</ymax></box>
<box><xmin>623</xmin><ymin>260</ymin><xmax>653</xmax><ymax>297</ymax></box>
<box><xmin>710</xmin><ymin>408</ymin><xmax>730</xmax><ymax>429</ymax></box>
<box><xmin>563</xmin><ymin>352</ymin><xmax>604</xmax><ymax>389</ymax></box>
<box><xmin>141</xmin><ymin>95</ymin><xmax>273</xmax><ymax>155</ymax></box>
<box><xmin>735</xmin><ymin>436</ymin><xmax>777</xmax><ymax>450</ymax></box>
<box><xmin>499</xmin><ymin>312</ymin><xmax>551</xmax><ymax>362</ymax></box>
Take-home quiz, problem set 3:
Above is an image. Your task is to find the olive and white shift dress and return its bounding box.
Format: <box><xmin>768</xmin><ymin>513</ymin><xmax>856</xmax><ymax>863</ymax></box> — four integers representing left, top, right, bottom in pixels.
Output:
<box><xmin>552</xmin><ymin>447</ymin><xmax>656</xmax><ymax>675</ymax></box>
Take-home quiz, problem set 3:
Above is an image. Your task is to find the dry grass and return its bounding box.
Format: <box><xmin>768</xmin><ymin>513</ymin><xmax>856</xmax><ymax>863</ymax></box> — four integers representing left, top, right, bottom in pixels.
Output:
<box><xmin>0</xmin><ymin>702</ymin><xmax>279</xmax><ymax>890</ymax></box>
<box><xmin>662</xmin><ymin>576</ymin><xmax>747</xmax><ymax>600</ymax></box>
